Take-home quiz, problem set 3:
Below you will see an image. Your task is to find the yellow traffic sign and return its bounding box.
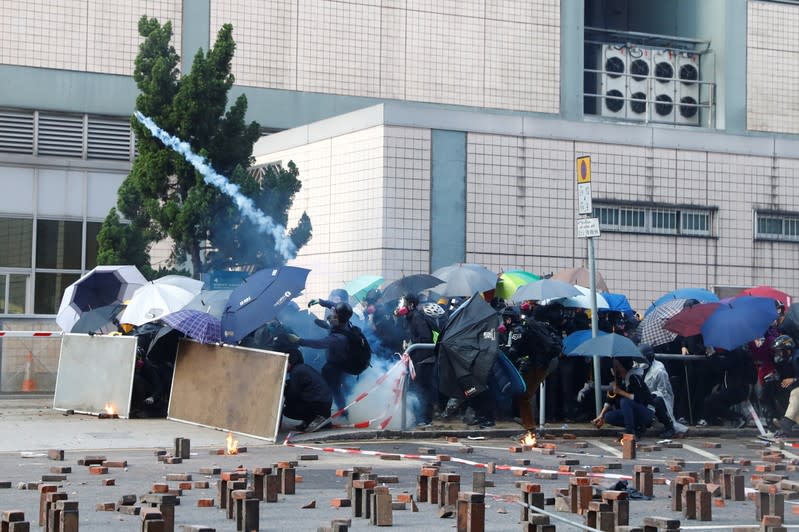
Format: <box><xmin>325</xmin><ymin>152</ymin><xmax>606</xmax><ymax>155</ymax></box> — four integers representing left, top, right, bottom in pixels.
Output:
<box><xmin>576</xmin><ymin>156</ymin><xmax>591</xmax><ymax>184</ymax></box>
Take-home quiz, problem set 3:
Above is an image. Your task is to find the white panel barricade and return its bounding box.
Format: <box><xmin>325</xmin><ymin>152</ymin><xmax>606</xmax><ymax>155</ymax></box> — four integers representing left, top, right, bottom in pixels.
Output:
<box><xmin>168</xmin><ymin>340</ymin><xmax>288</xmax><ymax>442</ymax></box>
<box><xmin>53</xmin><ymin>333</ymin><xmax>137</xmax><ymax>417</ymax></box>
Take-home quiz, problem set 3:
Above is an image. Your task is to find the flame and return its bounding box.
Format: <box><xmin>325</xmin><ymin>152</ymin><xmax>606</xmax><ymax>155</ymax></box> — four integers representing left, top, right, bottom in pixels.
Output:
<box><xmin>103</xmin><ymin>403</ymin><xmax>116</xmax><ymax>415</ymax></box>
<box><xmin>619</xmin><ymin>437</ymin><xmax>624</xmax><ymax>446</ymax></box>
<box><xmin>225</xmin><ymin>432</ymin><xmax>239</xmax><ymax>455</ymax></box>
<box><xmin>520</xmin><ymin>432</ymin><xmax>537</xmax><ymax>447</ymax></box>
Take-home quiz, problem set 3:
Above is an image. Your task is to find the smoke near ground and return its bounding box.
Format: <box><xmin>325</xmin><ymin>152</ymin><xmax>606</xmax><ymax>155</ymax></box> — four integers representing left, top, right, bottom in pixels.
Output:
<box><xmin>133</xmin><ymin>111</ymin><xmax>297</xmax><ymax>261</ymax></box>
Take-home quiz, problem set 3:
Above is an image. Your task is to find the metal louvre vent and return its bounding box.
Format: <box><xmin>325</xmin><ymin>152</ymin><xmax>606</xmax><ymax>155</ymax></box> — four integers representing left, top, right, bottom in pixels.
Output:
<box><xmin>38</xmin><ymin>114</ymin><xmax>84</xmax><ymax>158</ymax></box>
<box><xmin>0</xmin><ymin>110</ymin><xmax>35</xmax><ymax>154</ymax></box>
<box><xmin>87</xmin><ymin>118</ymin><xmax>131</xmax><ymax>161</ymax></box>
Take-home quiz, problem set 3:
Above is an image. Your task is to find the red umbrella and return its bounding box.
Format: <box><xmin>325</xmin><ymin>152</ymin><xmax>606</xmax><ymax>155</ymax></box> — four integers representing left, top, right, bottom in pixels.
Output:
<box><xmin>737</xmin><ymin>285</ymin><xmax>791</xmax><ymax>308</ymax></box>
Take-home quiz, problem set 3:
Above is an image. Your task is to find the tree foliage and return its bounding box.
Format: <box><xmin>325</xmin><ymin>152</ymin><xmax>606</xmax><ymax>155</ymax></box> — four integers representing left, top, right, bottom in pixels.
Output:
<box><xmin>97</xmin><ymin>16</ymin><xmax>311</xmax><ymax>276</ymax></box>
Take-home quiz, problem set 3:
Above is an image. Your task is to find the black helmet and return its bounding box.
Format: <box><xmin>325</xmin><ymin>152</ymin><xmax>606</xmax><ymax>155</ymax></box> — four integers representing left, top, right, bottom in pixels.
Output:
<box><xmin>773</xmin><ymin>334</ymin><xmax>796</xmax><ymax>352</ymax></box>
<box><xmin>365</xmin><ymin>288</ymin><xmax>382</xmax><ymax>304</ymax></box>
<box><xmin>334</xmin><ymin>302</ymin><xmax>353</xmax><ymax>323</ymax></box>
<box><xmin>501</xmin><ymin>306</ymin><xmax>520</xmax><ymax>322</ymax></box>
<box><xmin>638</xmin><ymin>343</ymin><xmax>655</xmax><ymax>364</ymax></box>
<box><xmin>404</xmin><ymin>293</ymin><xmax>420</xmax><ymax>307</ymax></box>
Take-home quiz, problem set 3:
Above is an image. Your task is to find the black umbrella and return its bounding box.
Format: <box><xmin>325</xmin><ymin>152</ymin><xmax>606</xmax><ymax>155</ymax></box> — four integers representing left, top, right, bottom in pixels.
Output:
<box><xmin>70</xmin><ymin>303</ymin><xmax>125</xmax><ymax>334</ymax></box>
<box><xmin>437</xmin><ymin>294</ymin><xmax>501</xmax><ymax>399</ymax></box>
<box><xmin>779</xmin><ymin>303</ymin><xmax>799</xmax><ymax>340</ymax></box>
<box><xmin>382</xmin><ymin>274</ymin><xmax>443</xmax><ymax>301</ymax></box>
<box><xmin>221</xmin><ymin>266</ymin><xmax>310</xmax><ymax>344</ymax></box>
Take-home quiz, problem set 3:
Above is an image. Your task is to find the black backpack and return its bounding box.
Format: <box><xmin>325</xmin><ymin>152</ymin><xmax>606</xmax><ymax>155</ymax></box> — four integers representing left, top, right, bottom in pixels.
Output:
<box><xmin>340</xmin><ymin>325</ymin><xmax>372</xmax><ymax>375</ymax></box>
<box><xmin>521</xmin><ymin>319</ymin><xmax>563</xmax><ymax>366</ymax></box>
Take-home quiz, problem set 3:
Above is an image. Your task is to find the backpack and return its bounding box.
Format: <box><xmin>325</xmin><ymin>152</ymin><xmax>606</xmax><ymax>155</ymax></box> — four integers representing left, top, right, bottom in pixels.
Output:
<box><xmin>340</xmin><ymin>325</ymin><xmax>372</xmax><ymax>375</ymax></box>
<box><xmin>420</xmin><ymin>302</ymin><xmax>447</xmax><ymax>343</ymax></box>
<box><xmin>521</xmin><ymin>319</ymin><xmax>563</xmax><ymax>367</ymax></box>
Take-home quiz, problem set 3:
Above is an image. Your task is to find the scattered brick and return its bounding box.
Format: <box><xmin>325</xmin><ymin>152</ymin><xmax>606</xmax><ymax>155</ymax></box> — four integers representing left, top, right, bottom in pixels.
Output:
<box><xmin>193</xmin><ymin>481</ymin><xmax>209</xmax><ymax>489</ymax></box>
<box><xmin>166</xmin><ymin>473</ymin><xmax>192</xmax><ymax>481</ymax></box>
<box><xmin>198</xmin><ymin>467</ymin><xmax>220</xmax><ymax>475</ymax></box>
<box><xmin>103</xmin><ymin>461</ymin><xmax>127</xmax><ymax>468</ymax></box>
<box><xmin>49</xmin><ymin>467</ymin><xmax>71</xmax><ymax>474</ymax></box>
<box><xmin>331</xmin><ymin>498</ymin><xmax>351</xmax><ymax>508</ymax></box>
<box><xmin>47</xmin><ymin>450</ymin><xmax>65</xmax><ymax>461</ymax></box>
<box><xmin>117</xmin><ymin>505</ymin><xmax>140</xmax><ymax>515</ymax></box>
<box><xmin>302</xmin><ymin>500</ymin><xmax>316</xmax><ymax>509</ymax></box>
<box><xmin>178</xmin><ymin>482</ymin><xmax>192</xmax><ymax>490</ymax></box>
<box><xmin>102</xmin><ymin>479</ymin><xmax>115</xmax><ymax>486</ymax></box>
<box><xmin>95</xmin><ymin>502</ymin><xmax>116</xmax><ymax>511</ymax></box>
<box><xmin>196</xmin><ymin>498</ymin><xmax>214</xmax><ymax>508</ymax></box>
<box><xmin>89</xmin><ymin>466</ymin><xmax>108</xmax><ymax>475</ymax></box>
<box><xmin>40</xmin><ymin>475</ymin><xmax>66</xmax><ymax>482</ymax></box>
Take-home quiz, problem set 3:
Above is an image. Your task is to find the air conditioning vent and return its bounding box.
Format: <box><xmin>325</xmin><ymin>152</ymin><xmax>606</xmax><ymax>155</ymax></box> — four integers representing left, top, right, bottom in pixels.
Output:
<box><xmin>605</xmin><ymin>56</ymin><xmax>625</xmax><ymax>78</ymax></box>
<box><xmin>38</xmin><ymin>114</ymin><xmax>84</xmax><ymax>158</ymax></box>
<box><xmin>0</xmin><ymin>110</ymin><xmax>34</xmax><ymax>154</ymax></box>
<box><xmin>87</xmin><ymin>118</ymin><xmax>131</xmax><ymax>161</ymax></box>
<box><xmin>630</xmin><ymin>58</ymin><xmax>650</xmax><ymax>81</ymax></box>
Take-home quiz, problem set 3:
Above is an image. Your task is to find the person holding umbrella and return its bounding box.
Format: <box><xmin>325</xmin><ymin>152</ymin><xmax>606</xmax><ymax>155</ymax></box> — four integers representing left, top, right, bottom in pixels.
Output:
<box><xmin>591</xmin><ymin>357</ymin><xmax>655</xmax><ymax>441</ymax></box>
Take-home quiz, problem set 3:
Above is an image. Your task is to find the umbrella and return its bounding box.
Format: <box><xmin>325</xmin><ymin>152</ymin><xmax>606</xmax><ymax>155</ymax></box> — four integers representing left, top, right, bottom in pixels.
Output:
<box><xmin>664</xmin><ymin>296</ymin><xmax>778</xmax><ymax>350</ymax></box>
<box><xmin>562</xmin><ymin>329</ymin><xmax>608</xmax><ymax>354</ymax></box>
<box><xmin>70</xmin><ymin>303</ymin><xmax>126</xmax><ymax>334</ymax></box>
<box><xmin>645</xmin><ymin>287</ymin><xmax>718</xmax><ymax>317</ymax></box>
<box><xmin>344</xmin><ymin>275</ymin><xmax>384</xmax><ymax>303</ymax></box>
<box><xmin>639</xmin><ymin>298</ymin><xmax>690</xmax><ymax>347</ymax></box>
<box><xmin>119</xmin><ymin>275</ymin><xmax>204</xmax><ymax>326</ymax></box>
<box><xmin>567</xmin><ymin>332</ymin><xmax>643</xmax><ymax>358</ymax></box>
<box><xmin>56</xmin><ymin>265</ymin><xmax>147</xmax><ymax>332</ymax></box>
<box><xmin>221</xmin><ymin>266</ymin><xmax>310</xmax><ymax>343</ymax></box>
<box><xmin>511</xmin><ymin>279</ymin><xmax>581</xmax><ymax>302</ymax></box>
<box><xmin>602</xmin><ymin>292</ymin><xmax>635</xmax><ymax>316</ymax></box>
<box><xmin>180</xmin><ymin>289</ymin><xmax>232</xmax><ymax>319</ymax></box>
<box><xmin>551</xmin><ymin>267</ymin><xmax>609</xmax><ymax>293</ymax></box>
<box><xmin>738</xmin><ymin>285</ymin><xmax>791</xmax><ymax>308</ymax></box>
<box><xmin>437</xmin><ymin>294</ymin><xmax>501</xmax><ymax>399</ymax></box>
<box><xmin>779</xmin><ymin>303</ymin><xmax>799</xmax><ymax>339</ymax></box>
<box><xmin>162</xmin><ymin>309</ymin><xmax>222</xmax><ymax>344</ymax></box>
<box><xmin>432</xmin><ymin>263</ymin><xmax>497</xmax><ymax>298</ymax></box>
<box><xmin>381</xmin><ymin>274</ymin><xmax>443</xmax><ymax>301</ymax></box>
<box><xmin>544</xmin><ymin>285</ymin><xmax>610</xmax><ymax>309</ymax></box>
<box><xmin>494</xmin><ymin>270</ymin><xmax>541</xmax><ymax>300</ymax></box>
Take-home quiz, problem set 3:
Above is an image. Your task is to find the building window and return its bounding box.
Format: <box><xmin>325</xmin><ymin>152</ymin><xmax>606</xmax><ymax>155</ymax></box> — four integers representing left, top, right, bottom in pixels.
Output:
<box><xmin>0</xmin><ymin>218</ymin><xmax>33</xmax><ymax>267</ymax></box>
<box><xmin>36</xmin><ymin>219</ymin><xmax>83</xmax><ymax>270</ymax></box>
<box><xmin>755</xmin><ymin>212</ymin><xmax>799</xmax><ymax>241</ymax></box>
<box><xmin>34</xmin><ymin>272</ymin><xmax>79</xmax><ymax>315</ymax></box>
<box><xmin>595</xmin><ymin>204</ymin><xmax>713</xmax><ymax>236</ymax></box>
<box><xmin>0</xmin><ymin>274</ymin><xmax>29</xmax><ymax>314</ymax></box>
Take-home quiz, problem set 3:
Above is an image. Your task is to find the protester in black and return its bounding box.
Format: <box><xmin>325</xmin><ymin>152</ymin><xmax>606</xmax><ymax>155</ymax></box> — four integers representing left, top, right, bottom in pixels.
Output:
<box><xmin>282</xmin><ymin>348</ymin><xmax>333</xmax><ymax>433</ymax></box>
<box><xmin>396</xmin><ymin>293</ymin><xmax>437</xmax><ymax>427</ymax></box>
<box><xmin>592</xmin><ymin>357</ymin><xmax>654</xmax><ymax>440</ymax></box>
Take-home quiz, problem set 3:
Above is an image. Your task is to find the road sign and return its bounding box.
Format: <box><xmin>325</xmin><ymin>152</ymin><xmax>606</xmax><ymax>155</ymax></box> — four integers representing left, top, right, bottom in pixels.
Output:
<box><xmin>577</xmin><ymin>182</ymin><xmax>592</xmax><ymax>215</ymax></box>
<box><xmin>576</xmin><ymin>156</ymin><xmax>591</xmax><ymax>183</ymax></box>
<box><xmin>576</xmin><ymin>217</ymin><xmax>600</xmax><ymax>238</ymax></box>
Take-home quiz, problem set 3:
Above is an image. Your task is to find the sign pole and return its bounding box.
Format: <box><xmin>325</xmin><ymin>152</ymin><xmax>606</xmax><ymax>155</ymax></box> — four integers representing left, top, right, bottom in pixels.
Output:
<box><xmin>588</xmin><ymin>237</ymin><xmax>602</xmax><ymax>416</ymax></box>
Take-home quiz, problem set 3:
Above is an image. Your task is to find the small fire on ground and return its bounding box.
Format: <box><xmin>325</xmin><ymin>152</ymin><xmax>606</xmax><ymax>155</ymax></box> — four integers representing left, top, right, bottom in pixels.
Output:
<box><xmin>226</xmin><ymin>432</ymin><xmax>239</xmax><ymax>455</ymax></box>
<box><xmin>519</xmin><ymin>432</ymin><xmax>537</xmax><ymax>447</ymax></box>
<box><xmin>104</xmin><ymin>403</ymin><xmax>116</xmax><ymax>415</ymax></box>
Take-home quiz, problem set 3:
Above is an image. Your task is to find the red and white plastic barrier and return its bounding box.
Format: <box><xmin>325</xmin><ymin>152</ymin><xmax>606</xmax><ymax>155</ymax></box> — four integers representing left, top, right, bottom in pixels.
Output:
<box><xmin>0</xmin><ymin>331</ymin><xmax>62</xmax><ymax>337</ymax></box>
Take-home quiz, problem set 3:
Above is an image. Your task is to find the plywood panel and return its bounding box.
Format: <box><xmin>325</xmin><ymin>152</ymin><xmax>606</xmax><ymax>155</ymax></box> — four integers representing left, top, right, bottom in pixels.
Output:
<box><xmin>168</xmin><ymin>340</ymin><xmax>287</xmax><ymax>441</ymax></box>
<box><xmin>53</xmin><ymin>334</ymin><xmax>137</xmax><ymax>417</ymax></box>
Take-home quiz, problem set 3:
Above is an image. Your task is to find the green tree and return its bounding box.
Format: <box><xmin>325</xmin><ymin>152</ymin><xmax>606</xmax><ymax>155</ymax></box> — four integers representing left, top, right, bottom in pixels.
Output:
<box><xmin>97</xmin><ymin>16</ymin><xmax>311</xmax><ymax>276</ymax></box>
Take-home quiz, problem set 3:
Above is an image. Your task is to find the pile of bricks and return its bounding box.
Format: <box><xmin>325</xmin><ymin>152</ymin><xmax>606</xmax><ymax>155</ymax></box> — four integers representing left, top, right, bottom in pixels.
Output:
<box><xmin>2</xmin><ymin>510</ymin><xmax>31</xmax><ymax>531</ymax></box>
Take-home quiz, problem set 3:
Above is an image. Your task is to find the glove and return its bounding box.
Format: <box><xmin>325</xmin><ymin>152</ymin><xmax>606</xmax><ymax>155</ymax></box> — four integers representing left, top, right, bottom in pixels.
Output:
<box><xmin>286</xmin><ymin>334</ymin><xmax>300</xmax><ymax>344</ymax></box>
<box><xmin>516</xmin><ymin>356</ymin><xmax>530</xmax><ymax>374</ymax></box>
<box><xmin>307</xmin><ymin>299</ymin><xmax>319</xmax><ymax>308</ymax></box>
<box><xmin>143</xmin><ymin>396</ymin><xmax>155</xmax><ymax>406</ymax></box>
<box><xmin>577</xmin><ymin>382</ymin><xmax>593</xmax><ymax>403</ymax></box>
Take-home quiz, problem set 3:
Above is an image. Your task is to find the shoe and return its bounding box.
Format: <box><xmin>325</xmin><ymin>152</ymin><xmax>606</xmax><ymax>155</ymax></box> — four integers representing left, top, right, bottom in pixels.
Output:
<box><xmin>696</xmin><ymin>419</ymin><xmax>708</xmax><ymax>427</ymax></box>
<box><xmin>677</xmin><ymin>417</ymin><xmax>688</xmax><ymax>425</ymax></box>
<box><xmin>304</xmin><ymin>415</ymin><xmax>329</xmax><ymax>433</ymax></box>
<box><xmin>415</xmin><ymin>421</ymin><xmax>432</xmax><ymax>429</ymax></box>
<box><xmin>479</xmin><ymin>419</ymin><xmax>495</xmax><ymax>428</ymax></box>
<box><xmin>659</xmin><ymin>427</ymin><xmax>675</xmax><ymax>439</ymax></box>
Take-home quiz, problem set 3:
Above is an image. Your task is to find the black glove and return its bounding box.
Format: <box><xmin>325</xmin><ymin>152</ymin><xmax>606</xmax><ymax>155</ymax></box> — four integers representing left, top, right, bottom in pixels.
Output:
<box><xmin>516</xmin><ymin>356</ymin><xmax>530</xmax><ymax>374</ymax></box>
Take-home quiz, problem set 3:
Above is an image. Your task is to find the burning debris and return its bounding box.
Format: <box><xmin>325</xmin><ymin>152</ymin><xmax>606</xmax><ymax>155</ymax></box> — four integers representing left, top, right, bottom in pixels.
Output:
<box><xmin>519</xmin><ymin>431</ymin><xmax>538</xmax><ymax>448</ymax></box>
<box><xmin>226</xmin><ymin>432</ymin><xmax>239</xmax><ymax>455</ymax></box>
<box><xmin>98</xmin><ymin>403</ymin><xmax>118</xmax><ymax>419</ymax></box>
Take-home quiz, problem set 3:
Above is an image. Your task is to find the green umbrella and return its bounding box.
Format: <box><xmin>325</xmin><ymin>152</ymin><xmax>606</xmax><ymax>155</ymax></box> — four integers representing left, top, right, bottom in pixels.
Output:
<box><xmin>495</xmin><ymin>270</ymin><xmax>541</xmax><ymax>300</ymax></box>
<box><xmin>344</xmin><ymin>274</ymin><xmax>384</xmax><ymax>303</ymax></box>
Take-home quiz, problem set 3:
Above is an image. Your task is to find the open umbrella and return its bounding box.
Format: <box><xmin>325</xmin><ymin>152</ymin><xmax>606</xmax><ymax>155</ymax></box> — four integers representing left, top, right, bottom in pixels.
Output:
<box><xmin>551</xmin><ymin>267</ymin><xmax>609</xmax><ymax>293</ymax></box>
<box><xmin>180</xmin><ymin>289</ymin><xmax>232</xmax><ymax>319</ymax></box>
<box><xmin>737</xmin><ymin>285</ymin><xmax>791</xmax><ymax>308</ymax></box>
<box><xmin>432</xmin><ymin>263</ymin><xmax>497</xmax><ymax>298</ymax></box>
<box><xmin>639</xmin><ymin>298</ymin><xmax>690</xmax><ymax>347</ymax></box>
<box><xmin>602</xmin><ymin>293</ymin><xmax>635</xmax><ymax>316</ymax></box>
<box><xmin>381</xmin><ymin>274</ymin><xmax>443</xmax><ymax>301</ymax></box>
<box><xmin>780</xmin><ymin>303</ymin><xmax>799</xmax><ymax>339</ymax></box>
<box><xmin>645</xmin><ymin>287</ymin><xmax>718</xmax><ymax>317</ymax></box>
<box><xmin>56</xmin><ymin>265</ymin><xmax>147</xmax><ymax>332</ymax></box>
<box><xmin>494</xmin><ymin>270</ymin><xmax>541</xmax><ymax>300</ymax></box>
<box><xmin>162</xmin><ymin>309</ymin><xmax>221</xmax><ymax>344</ymax></box>
<box><xmin>544</xmin><ymin>285</ymin><xmax>610</xmax><ymax>310</ymax></box>
<box><xmin>511</xmin><ymin>279</ymin><xmax>581</xmax><ymax>302</ymax></box>
<box><xmin>566</xmin><ymin>332</ymin><xmax>643</xmax><ymax>358</ymax></box>
<box><xmin>437</xmin><ymin>294</ymin><xmax>501</xmax><ymax>399</ymax></box>
<box><xmin>562</xmin><ymin>329</ymin><xmax>608</xmax><ymax>354</ymax></box>
<box><xmin>70</xmin><ymin>303</ymin><xmax>126</xmax><ymax>334</ymax></box>
<box><xmin>221</xmin><ymin>266</ymin><xmax>310</xmax><ymax>343</ymax></box>
<box><xmin>119</xmin><ymin>275</ymin><xmax>204</xmax><ymax>326</ymax></box>
<box><xmin>344</xmin><ymin>275</ymin><xmax>384</xmax><ymax>303</ymax></box>
<box><xmin>664</xmin><ymin>296</ymin><xmax>778</xmax><ymax>350</ymax></box>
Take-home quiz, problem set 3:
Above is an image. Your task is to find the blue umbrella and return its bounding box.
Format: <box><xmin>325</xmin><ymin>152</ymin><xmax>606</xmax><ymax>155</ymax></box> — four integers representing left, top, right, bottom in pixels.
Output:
<box><xmin>221</xmin><ymin>266</ymin><xmax>310</xmax><ymax>343</ymax></box>
<box><xmin>602</xmin><ymin>293</ymin><xmax>635</xmax><ymax>316</ymax></box>
<box><xmin>162</xmin><ymin>309</ymin><xmax>222</xmax><ymax>344</ymax></box>
<box><xmin>562</xmin><ymin>329</ymin><xmax>608</xmax><ymax>354</ymax></box>
<box><xmin>566</xmin><ymin>332</ymin><xmax>643</xmax><ymax>358</ymax></box>
<box><xmin>645</xmin><ymin>288</ymin><xmax>719</xmax><ymax>317</ymax></box>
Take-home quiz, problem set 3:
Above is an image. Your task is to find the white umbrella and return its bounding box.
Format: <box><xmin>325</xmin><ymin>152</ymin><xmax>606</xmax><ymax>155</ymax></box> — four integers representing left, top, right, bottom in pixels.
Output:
<box><xmin>542</xmin><ymin>285</ymin><xmax>610</xmax><ymax>309</ymax></box>
<box><xmin>119</xmin><ymin>275</ymin><xmax>204</xmax><ymax>326</ymax></box>
<box><xmin>56</xmin><ymin>265</ymin><xmax>147</xmax><ymax>332</ymax></box>
<box><xmin>511</xmin><ymin>279</ymin><xmax>582</xmax><ymax>302</ymax></box>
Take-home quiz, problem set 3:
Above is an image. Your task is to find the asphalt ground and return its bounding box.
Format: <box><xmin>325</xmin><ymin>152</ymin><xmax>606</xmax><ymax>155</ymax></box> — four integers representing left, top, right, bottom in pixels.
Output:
<box><xmin>0</xmin><ymin>397</ymin><xmax>795</xmax><ymax>531</ymax></box>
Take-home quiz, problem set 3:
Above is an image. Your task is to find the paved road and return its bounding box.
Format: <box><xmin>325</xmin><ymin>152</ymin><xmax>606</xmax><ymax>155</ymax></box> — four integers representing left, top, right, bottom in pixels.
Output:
<box><xmin>0</xmin><ymin>398</ymin><xmax>793</xmax><ymax>531</ymax></box>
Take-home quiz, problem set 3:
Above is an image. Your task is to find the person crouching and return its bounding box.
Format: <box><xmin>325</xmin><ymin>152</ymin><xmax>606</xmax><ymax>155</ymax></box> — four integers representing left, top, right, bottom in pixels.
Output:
<box><xmin>282</xmin><ymin>348</ymin><xmax>332</xmax><ymax>433</ymax></box>
<box><xmin>592</xmin><ymin>357</ymin><xmax>654</xmax><ymax>441</ymax></box>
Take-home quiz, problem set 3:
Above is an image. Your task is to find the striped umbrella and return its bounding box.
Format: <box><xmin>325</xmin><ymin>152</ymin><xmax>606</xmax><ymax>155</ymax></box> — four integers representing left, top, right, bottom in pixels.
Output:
<box><xmin>162</xmin><ymin>309</ymin><xmax>222</xmax><ymax>344</ymax></box>
<box><xmin>639</xmin><ymin>298</ymin><xmax>689</xmax><ymax>347</ymax></box>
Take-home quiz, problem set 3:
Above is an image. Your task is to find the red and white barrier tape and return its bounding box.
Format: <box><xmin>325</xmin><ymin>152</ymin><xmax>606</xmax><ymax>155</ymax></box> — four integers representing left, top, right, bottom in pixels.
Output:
<box><xmin>282</xmin><ymin>439</ymin><xmax>631</xmax><ymax>481</ymax></box>
<box><xmin>0</xmin><ymin>331</ymin><xmax>62</xmax><ymax>337</ymax></box>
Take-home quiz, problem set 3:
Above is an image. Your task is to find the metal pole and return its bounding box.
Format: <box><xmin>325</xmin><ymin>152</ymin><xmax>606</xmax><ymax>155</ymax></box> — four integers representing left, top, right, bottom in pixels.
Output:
<box><xmin>588</xmin><ymin>237</ymin><xmax>602</xmax><ymax>416</ymax></box>
<box><xmin>539</xmin><ymin>381</ymin><xmax>545</xmax><ymax>427</ymax></box>
<box><xmin>400</xmin><ymin>343</ymin><xmax>436</xmax><ymax>431</ymax></box>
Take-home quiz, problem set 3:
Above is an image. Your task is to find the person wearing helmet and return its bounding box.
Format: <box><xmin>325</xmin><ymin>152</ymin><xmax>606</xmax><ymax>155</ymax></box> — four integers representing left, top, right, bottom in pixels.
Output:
<box><xmin>771</xmin><ymin>334</ymin><xmax>799</xmax><ymax>436</ymax></box>
<box><xmin>289</xmin><ymin>300</ymin><xmax>355</xmax><ymax>412</ymax></box>
<box><xmin>395</xmin><ymin>293</ymin><xmax>437</xmax><ymax>427</ymax></box>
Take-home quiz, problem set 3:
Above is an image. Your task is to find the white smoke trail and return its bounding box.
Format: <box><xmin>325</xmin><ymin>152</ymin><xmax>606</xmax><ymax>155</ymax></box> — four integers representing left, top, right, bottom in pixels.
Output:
<box><xmin>133</xmin><ymin>111</ymin><xmax>297</xmax><ymax>261</ymax></box>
